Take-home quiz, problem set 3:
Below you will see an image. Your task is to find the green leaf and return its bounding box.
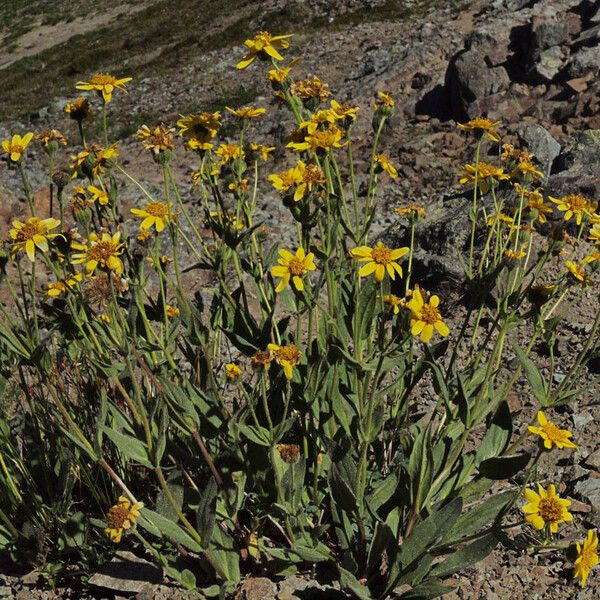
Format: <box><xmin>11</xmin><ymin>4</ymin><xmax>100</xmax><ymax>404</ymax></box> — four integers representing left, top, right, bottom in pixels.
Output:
<box><xmin>101</xmin><ymin>427</ymin><xmax>153</xmax><ymax>468</ymax></box>
<box><xmin>475</xmin><ymin>401</ymin><xmax>512</xmax><ymax>465</ymax></box>
<box><xmin>206</xmin><ymin>522</ymin><xmax>240</xmax><ymax>583</ymax></box>
<box><xmin>338</xmin><ymin>566</ymin><xmax>374</xmax><ymax>600</ymax></box>
<box><xmin>399</xmin><ymin>579</ymin><xmax>454</xmax><ymax>599</ymax></box>
<box><xmin>446</xmin><ymin>491</ymin><xmax>514</xmax><ymax>545</ymax></box>
<box><xmin>513</xmin><ymin>342</ymin><xmax>548</xmax><ymax>406</ymax></box>
<box><xmin>138</xmin><ymin>508</ymin><xmax>202</xmax><ymax>552</ymax></box>
<box><xmin>430</xmin><ymin>532</ymin><xmax>498</xmax><ymax>578</ymax></box>
<box><xmin>408</xmin><ymin>424</ymin><xmax>433</xmax><ymax>512</ymax></box>
<box><xmin>478</xmin><ymin>453</ymin><xmax>531</xmax><ymax>480</ymax></box>
<box><xmin>367</xmin><ymin>473</ymin><xmax>398</xmax><ymax>514</ymax></box>
<box><xmin>355</xmin><ymin>283</ymin><xmax>378</xmax><ymax>342</ymax></box>
<box><xmin>238</xmin><ymin>424</ymin><xmax>271</xmax><ymax>446</ymax></box>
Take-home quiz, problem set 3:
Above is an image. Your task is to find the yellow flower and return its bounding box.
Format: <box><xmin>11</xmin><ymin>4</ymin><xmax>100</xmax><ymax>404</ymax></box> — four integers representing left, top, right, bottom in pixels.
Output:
<box><xmin>511</xmin><ymin>159</ymin><xmax>544</xmax><ymax>182</ymax></box>
<box><xmin>330</xmin><ymin>99</ymin><xmax>359</xmax><ymax>124</ymax></box>
<box><xmin>384</xmin><ymin>294</ymin><xmax>404</xmax><ymax>315</ymax></box>
<box><xmin>522</xmin><ymin>483</ymin><xmax>573</xmax><ymax>533</ymax></box>
<box><xmin>104</xmin><ymin>496</ymin><xmax>143</xmax><ymax>543</ymax></box>
<box><xmin>457</xmin><ymin>118</ymin><xmax>501</xmax><ymax>142</ymax></box>
<box><xmin>177</xmin><ymin>112</ymin><xmax>221</xmax><ymax>145</ymax></box>
<box><xmin>237</xmin><ymin>32</ymin><xmax>292</xmax><ymax>69</ymax></box>
<box><xmin>64</xmin><ymin>97</ymin><xmax>91</xmax><ymax>121</ymax></box>
<box><xmin>267</xmin><ymin>57</ymin><xmax>301</xmax><ymax>85</ymax></box>
<box><xmin>276</xmin><ymin>443</ymin><xmax>301</xmax><ymax>463</ymax></box>
<box><xmin>248</xmin><ymin>143</ymin><xmax>275</xmax><ymax>162</ymax></box>
<box><xmin>514</xmin><ymin>185</ymin><xmax>553</xmax><ymax>223</ymax></box>
<box><xmin>374</xmin><ymin>91</ymin><xmax>395</xmax><ymax>113</ymax></box>
<box><xmin>589</xmin><ymin>223</ymin><xmax>600</xmax><ymax>246</ymax></box>
<box><xmin>566</xmin><ymin>260</ymin><xmax>591</xmax><ymax>285</ymax></box>
<box><xmin>45</xmin><ymin>272</ymin><xmax>82</xmax><ymax>300</ymax></box>
<box><xmin>351</xmin><ymin>241</ymin><xmax>409</xmax><ymax>282</ymax></box>
<box><xmin>528</xmin><ymin>411</ymin><xmax>578</xmax><ymax>450</ymax></box>
<box><xmin>293</xmin><ymin>161</ymin><xmax>325</xmax><ymax>201</ymax></box>
<box><xmin>459</xmin><ymin>162</ymin><xmax>509</xmax><ymax>194</ymax></box>
<box><xmin>375</xmin><ymin>153</ymin><xmax>398</xmax><ymax>178</ymax></box>
<box><xmin>131</xmin><ymin>201</ymin><xmax>172</xmax><ymax>232</ymax></box>
<box><xmin>70</xmin><ymin>143</ymin><xmax>119</xmax><ymax>179</ymax></box>
<box><xmin>99</xmin><ymin>313</ymin><xmax>111</xmax><ymax>324</ymax></box>
<box><xmin>574</xmin><ymin>530</ymin><xmax>599</xmax><ymax>587</ymax></box>
<box><xmin>88</xmin><ymin>185</ymin><xmax>109</xmax><ymax>206</ymax></box>
<box><xmin>71</xmin><ymin>231</ymin><xmax>125</xmax><ymax>276</ymax></box>
<box><xmin>504</xmin><ymin>249</ymin><xmax>526</xmax><ymax>263</ymax></box>
<box><xmin>299</xmin><ymin>110</ymin><xmax>337</xmax><ymax>135</ymax></box>
<box><xmin>166</xmin><ymin>305</ymin><xmax>179</xmax><ymax>318</ymax></box>
<box><xmin>2</xmin><ymin>133</ymin><xmax>34</xmax><ymax>162</ymax></box>
<box><xmin>37</xmin><ymin>129</ymin><xmax>67</xmax><ymax>148</ymax></box>
<box><xmin>501</xmin><ymin>143</ymin><xmax>534</xmax><ymax>164</ymax></box>
<box><xmin>271</xmin><ymin>247</ymin><xmax>316</xmax><ymax>292</ymax></box>
<box><xmin>215</xmin><ymin>143</ymin><xmax>243</xmax><ymax>164</ymax></box>
<box><xmin>76</xmin><ymin>73</ymin><xmax>132</xmax><ymax>103</ymax></box>
<box><xmin>486</xmin><ymin>212</ymin><xmax>514</xmax><ymax>227</ymax></box>
<box><xmin>9</xmin><ymin>217</ymin><xmax>61</xmax><ymax>261</ymax></box>
<box><xmin>136</xmin><ymin>124</ymin><xmax>175</xmax><ymax>156</ymax></box>
<box><xmin>268</xmin><ymin>165</ymin><xmax>303</xmax><ymax>194</ymax></box>
<box><xmin>225</xmin><ymin>363</ymin><xmax>242</xmax><ymax>380</ymax></box>
<box><xmin>267</xmin><ymin>343</ymin><xmax>301</xmax><ymax>380</ymax></box>
<box><xmin>226</xmin><ymin>106</ymin><xmax>267</xmax><ymax>120</ymax></box>
<box><xmin>583</xmin><ymin>251</ymin><xmax>600</xmax><ymax>264</ymax></box>
<box><xmin>550</xmin><ymin>194</ymin><xmax>595</xmax><ymax>225</ymax></box>
<box><xmin>287</xmin><ymin>126</ymin><xmax>345</xmax><ymax>154</ymax></box>
<box><xmin>407</xmin><ymin>287</ymin><xmax>449</xmax><ymax>343</ymax></box>
<box><xmin>394</xmin><ymin>204</ymin><xmax>427</xmax><ymax>220</ymax></box>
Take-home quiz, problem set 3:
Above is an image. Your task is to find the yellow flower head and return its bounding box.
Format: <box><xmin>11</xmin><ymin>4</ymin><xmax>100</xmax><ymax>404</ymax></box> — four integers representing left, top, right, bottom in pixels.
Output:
<box><xmin>64</xmin><ymin>97</ymin><xmax>91</xmax><ymax>122</ymax></box>
<box><xmin>271</xmin><ymin>246</ymin><xmax>317</xmax><ymax>293</ymax></box>
<box><xmin>501</xmin><ymin>143</ymin><xmax>534</xmax><ymax>164</ymax></box>
<box><xmin>330</xmin><ymin>99</ymin><xmax>359</xmax><ymax>124</ymax></box>
<box><xmin>136</xmin><ymin>124</ymin><xmax>175</xmax><ymax>156</ymax></box>
<box><xmin>550</xmin><ymin>194</ymin><xmax>595</xmax><ymax>226</ymax></box>
<box><xmin>457</xmin><ymin>117</ymin><xmax>501</xmax><ymax>142</ymax></box>
<box><xmin>45</xmin><ymin>272</ymin><xmax>82</xmax><ymax>300</ymax></box>
<box><xmin>522</xmin><ymin>483</ymin><xmax>573</xmax><ymax>533</ymax></box>
<box><xmin>276</xmin><ymin>443</ymin><xmax>301</xmax><ymax>463</ymax></box>
<box><xmin>177</xmin><ymin>112</ymin><xmax>221</xmax><ymax>145</ymax></box>
<box><xmin>293</xmin><ymin>160</ymin><xmax>325</xmax><ymax>201</ymax></box>
<box><xmin>486</xmin><ymin>212</ymin><xmax>514</xmax><ymax>227</ymax></box>
<box><xmin>566</xmin><ymin>260</ymin><xmax>591</xmax><ymax>285</ymax></box>
<box><xmin>131</xmin><ymin>201</ymin><xmax>172</xmax><ymax>233</ymax></box>
<box><xmin>375</xmin><ymin>153</ymin><xmax>398</xmax><ymax>178</ymax></box>
<box><xmin>76</xmin><ymin>73</ymin><xmax>132</xmax><ymax>103</ymax></box>
<box><xmin>104</xmin><ymin>496</ymin><xmax>143</xmax><ymax>543</ymax></box>
<box><xmin>215</xmin><ymin>143</ymin><xmax>243</xmax><ymax>164</ymax></box>
<box><xmin>287</xmin><ymin>126</ymin><xmax>345</xmax><ymax>154</ymax></box>
<box><xmin>374</xmin><ymin>91</ymin><xmax>395</xmax><ymax>115</ymax></box>
<box><xmin>71</xmin><ymin>231</ymin><xmax>125</xmax><ymax>276</ymax></box>
<box><xmin>269</xmin><ymin>165</ymin><xmax>303</xmax><ymax>194</ymax></box>
<box><xmin>394</xmin><ymin>204</ymin><xmax>427</xmax><ymax>220</ymax></box>
<box><xmin>225</xmin><ymin>363</ymin><xmax>243</xmax><ymax>380</ymax></box>
<box><xmin>514</xmin><ymin>185</ymin><xmax>553</xmax><ymax>223</ymax></box>
<box><xmin>384</xmin><ymin>294</ymin><xmax>404</xmax><ymax>315</ymax></box>
<box><xmin>166</xmin><ymin>305</ymin><xmax>180</xmax><ymax>318</ymax></box>
<box><xmin>407</xmin><ymin>287</ymin><xmax>449</xmax><ymax>343</ymax></box>
<box><xmin>511</xmin><ymin>159</ymin><xmax>544</xmax><ymax>183</ymax></box>
<box><xmin>37</xmin><ymin>129</ymin><xmax>67</xmax><ymax>149</ymax></box>
<box><xmin>351</xmin><ymin>241</ymin><xmax>409</xmax><ymax>282</ymax></box>
<box><xmin>504</xmin><ymin>249</ymin><xmax>527</xmax><ymax>263</ymax></box>
<box><xmin>589</xmin><ymin>223</ymin><xmax>600</xmax><ymax>246</ymax></box>
<box><xmin>237</xmin><ymin>32</ymin><xmax>292</xmax><ymax>69</ymax></box>
<box><xmin>267</xmin><ymin>57</ymin><xmax>302</xmax><ymax>85</ymax></box>
<box><xmin>226</xmin><ymin>106</ymin><xmax>267</xmax><ymax>120</ymax></box>
<box><xmin>459</xmin><ymin>162</ymin><xmax>509</xmax><ymax>194</ymax></box>
<box><xmin>9</xmin><ymin>217</ymin><xmax>61</xmax><ymax>261</ymax></box>
<box><xmin>528</xmin><ymin>411</ymin><xmax>578</xmax><ymax>450</ymax></box>
<box><xmin>88</xmin><ymin>185</ymin><xmax>109</xmax><ymax>206</ymax></box>
<box><xmin>267</xmin><ymin>343</ymin><xmax>301</xmax><ymax>380</ymax></box>
<box><xmin>299</xmin><ymin>110</ymin><xmax>337</xmax><ymax>135</ymax></box>
<box><xmin>583</xmin><ymin>251</ymin><xmax>600</xmax><ymax>265</ymax></box>
<box><xmin>2</xmin><ymin>133</ymin><xmax>34</xmax><ymax>162</ymax></box>
<box><xmin>574</xmin><ymin>530</ymin><xmax>599</xmax><ymax>587</ymax></box>
<box><xmin>248</xmin><ymin>143</ymin><xmax>275</xmax><ymax>162</ymax></box>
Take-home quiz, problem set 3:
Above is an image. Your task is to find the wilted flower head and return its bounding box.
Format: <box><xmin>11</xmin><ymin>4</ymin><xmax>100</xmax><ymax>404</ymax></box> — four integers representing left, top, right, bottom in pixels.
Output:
<box><xmin>225</xmin><ymin>363</ymin><xmax>242</xmax><ymax>380</ymax></box>
<box><xmin>37</xmin><ymin>129</ymin><xmax>67</xmax><ymax>150</ymax></box>
<box><xmin>248</xmin><ymin>143</ymin><xmax>275</xmax><ymax>162</ymax></box>
<box><xmin>374</xmin><ymin>91</ymin><xmax>395</xmax><ymax>115</ymax></box>
<box><xmin>374</xmin><ymin>153</ymin><xmax>398</xmax><ymax>178</ymax></box>
<box><xmin>136</xmin><ymin>124</ymin><xmax>175</xmax><ymax>158</ymax></box>
<box><xmin>177</xmin><ymin>112</ymin><xmax>221</xmax><ymax>149</ymax></box>
<box><xmin>276</xmin><ymin>443</ymin><xmax>301</xmax><ymax>463</ymax></box>
<box><xmin>394</xmin><ymin>204</ymin><xmax>427</xmax><ymax>220</ymax></box>
<box><xmin>291</xmin><ymin>76</ymin><xmax>331</xmax><ymax>104</ymax></box>
<box><xmin>267</xmin><ymin>343</ymin><xmax>301</xmax><ymax>380</ymax></box>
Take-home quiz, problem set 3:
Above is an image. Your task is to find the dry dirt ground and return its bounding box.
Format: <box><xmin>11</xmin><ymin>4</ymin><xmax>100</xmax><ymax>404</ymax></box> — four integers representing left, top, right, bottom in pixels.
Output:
<box><xmin>0</xmin><ymin>0</ymin><xmax>600</xmax><ymax>598</ymax></box>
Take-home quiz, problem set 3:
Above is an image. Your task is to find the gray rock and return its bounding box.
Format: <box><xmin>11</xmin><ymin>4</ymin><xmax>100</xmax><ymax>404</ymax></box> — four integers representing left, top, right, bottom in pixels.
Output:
<box><xmin>236</xmin><ymin>577</ymin><xmax>277</xmax><ymax>600</ymax></box>
<box><xmin>567</xmin><ymin>46</ymin><xmax>600</xmax><ymax>78</ymax></box>
<box><xmin>571</xmin><ymin>23</ymin><xmax>600</xmax><ymax>49</ymax></box>
<box><xmin>530</xmin><ymin>45</ymin><xmax>568</xmax><ymax>82</ymax></box>
<box><xmin>447</xmin><ymin>49</ymin><xmax>510</xmax><ymax>119</ymax></box>
<box><xmin>585</xmin><ymin>448</ymin><xmax>600</xmax><ymax>470</ymax></box>
<box><xmin>573</xmin><ymin>410</ymin><xmax>594</xmax><ymax>430</ymax></box>
<box><xmin>529</xmin><ymin>16</ymin><xmax>570</xmax><ymax>61</ymax></box>
<box><xmin>88</xmin><ymin>551</ymin><xmax>162</xmax><ymax>594</ymax></box>
<box><xmin>0</xmin><ymin>587</ymin><xmax>12</xmax><ymax>598</ymax></box>
<box><xmin>575</xmin><ymin>477</ymin><xmax>600</xmax><ymax>508</ymax></box>
<box><xmin>519</xmin><ymin>124</ymin><xmax>561</xmax><ymax>177</ymax></box>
